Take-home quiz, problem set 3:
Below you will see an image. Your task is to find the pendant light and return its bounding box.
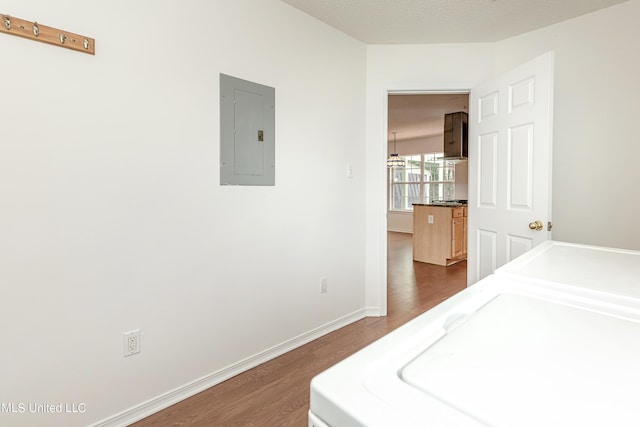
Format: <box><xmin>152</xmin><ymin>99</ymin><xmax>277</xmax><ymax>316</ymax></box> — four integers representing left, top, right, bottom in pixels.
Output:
<box><xmin>387</xmin><ymin>132</ymin><xmax>405</xmax><ymax>168</ymax></box>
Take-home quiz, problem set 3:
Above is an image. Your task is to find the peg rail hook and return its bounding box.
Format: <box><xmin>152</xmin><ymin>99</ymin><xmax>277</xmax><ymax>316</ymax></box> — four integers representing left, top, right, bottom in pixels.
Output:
<box><xmin>0</xmin><ymin>12</ymin><xmax>95</xmax><ymax>55</ymax></box>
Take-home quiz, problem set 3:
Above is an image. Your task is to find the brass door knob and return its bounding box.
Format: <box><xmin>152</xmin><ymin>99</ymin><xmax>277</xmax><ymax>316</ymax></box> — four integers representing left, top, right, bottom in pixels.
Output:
<box><xmin>528</xmin><ymin>220</ymin><xmax>543</xmax><ymax>231</ymax></box>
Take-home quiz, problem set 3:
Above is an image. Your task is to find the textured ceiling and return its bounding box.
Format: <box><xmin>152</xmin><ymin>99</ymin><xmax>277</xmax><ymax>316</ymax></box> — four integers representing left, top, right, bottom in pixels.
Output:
<box><xmin>281</xmin><ymin>0</ymin><xmax>628</xmax><ymax>44</ymax></box>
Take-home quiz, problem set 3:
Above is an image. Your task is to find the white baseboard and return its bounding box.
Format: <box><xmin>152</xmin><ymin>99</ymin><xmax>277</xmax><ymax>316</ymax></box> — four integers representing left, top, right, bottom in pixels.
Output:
<box><xmin>365</xmin><ymin>306</ymin><xmax>385</xmax><ymax>317</ymax></box>
<box><xmin>387</xmin><ymin>227</ymin><xmax>412</xmax><ymax>234</ymax></box>
<box><xmin>93</xmin><ymin>308</ymin><xmax>368</xmax><ymax>427</ymax></box>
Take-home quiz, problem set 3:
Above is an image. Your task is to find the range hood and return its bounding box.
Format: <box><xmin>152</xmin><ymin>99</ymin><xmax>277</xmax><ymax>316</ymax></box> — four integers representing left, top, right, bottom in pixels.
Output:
<box><xmin>443</xmin><ymin>111</ymin><xmax>468</xmax><ymax>159</ymax></box>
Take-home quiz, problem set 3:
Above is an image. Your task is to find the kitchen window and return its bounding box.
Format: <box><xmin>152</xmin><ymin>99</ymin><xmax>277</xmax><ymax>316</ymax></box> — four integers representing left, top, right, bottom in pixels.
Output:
<box><xmin>389</xmin><ymin>153</ymin><xmax>455</xmax><ymax>211</ymax></box>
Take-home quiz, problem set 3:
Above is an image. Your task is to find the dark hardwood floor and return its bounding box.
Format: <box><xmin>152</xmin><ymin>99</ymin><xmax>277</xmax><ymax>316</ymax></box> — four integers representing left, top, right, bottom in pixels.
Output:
<box><xmin>131</xmin><ymin>232</ymin><xmax>467</xmax><ymax>426</ymax></box>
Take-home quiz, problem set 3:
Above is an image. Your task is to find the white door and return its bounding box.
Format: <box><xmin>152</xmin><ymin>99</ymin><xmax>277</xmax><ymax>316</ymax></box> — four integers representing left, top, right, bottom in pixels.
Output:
<box><xmin>468</xmin><ymin>52</ymin><xmax>554</xmax><ymax>284</ymax></box>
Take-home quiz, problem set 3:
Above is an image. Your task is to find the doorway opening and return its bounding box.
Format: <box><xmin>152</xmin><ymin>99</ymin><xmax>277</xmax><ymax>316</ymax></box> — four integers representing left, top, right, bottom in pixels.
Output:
<box><xmin>386</xmin><ymin>92</ymin><xmax>470</xmax><ymax>316</ymax></box>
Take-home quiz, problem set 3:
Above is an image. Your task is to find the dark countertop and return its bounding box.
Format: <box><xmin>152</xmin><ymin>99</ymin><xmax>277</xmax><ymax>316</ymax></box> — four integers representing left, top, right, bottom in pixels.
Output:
<box><xmin>413</xmin><ymin>202</ymin><xmax>465</xmax><ymax>207</ymax></box>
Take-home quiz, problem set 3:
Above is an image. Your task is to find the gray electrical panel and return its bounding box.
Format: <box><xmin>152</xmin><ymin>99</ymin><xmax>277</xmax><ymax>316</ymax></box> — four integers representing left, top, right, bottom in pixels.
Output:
<box><xmin>220</xmin><ymin>74</ymin><xmax>275</xmax><ymax>186</ymax></box>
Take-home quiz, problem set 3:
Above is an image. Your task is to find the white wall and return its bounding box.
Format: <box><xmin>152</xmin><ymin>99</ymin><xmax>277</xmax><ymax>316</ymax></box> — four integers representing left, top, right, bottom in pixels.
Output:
<box><xmin>493</xmin><ymin>0</ymin><xmax>640</xmax><ymax>250</ymax></box>
<box><xmin>366</xmin><ymin>43</ymin><xmax>495</xmax><ymax>314</ymax></box>
<box><xmin>387</xmin><ymin>212</ymin><xmax>413</xmax><ymax>234</ymax></box>
<box><xmin>0</xmin><ymin>1</ymin><xmax>366</xmax><ymax>425</ymax></box>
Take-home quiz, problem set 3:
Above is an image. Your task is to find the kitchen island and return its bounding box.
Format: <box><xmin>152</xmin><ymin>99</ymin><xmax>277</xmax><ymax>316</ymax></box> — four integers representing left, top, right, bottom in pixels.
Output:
<box><xmin>413</xmin><ymin>203</ymin><xmax>467</xmax><ymax>266</ymax></box>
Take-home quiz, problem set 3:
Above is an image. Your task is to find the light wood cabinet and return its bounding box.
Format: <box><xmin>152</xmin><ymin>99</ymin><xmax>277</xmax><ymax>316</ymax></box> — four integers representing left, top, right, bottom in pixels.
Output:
<box><xmin>451</xmin><ymin>217</ymin><xmax>465</xmax><ymax>259</ymax></box>
<box><xmin>413</xmin><ymin>205</ymin><xmax>468</xmax><ymax>266</ymax></box>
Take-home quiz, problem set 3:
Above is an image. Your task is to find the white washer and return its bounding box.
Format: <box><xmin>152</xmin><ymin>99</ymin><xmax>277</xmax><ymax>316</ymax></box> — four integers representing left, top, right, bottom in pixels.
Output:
<box><xmin>309</xmin><ymin>241</ymin><xmax>640</xmax><ymax>426</ymax></box>
<box><xmin>495</xmin><ymin>240</ymin><xmax>640</xmax><ymax>299</ymax></box>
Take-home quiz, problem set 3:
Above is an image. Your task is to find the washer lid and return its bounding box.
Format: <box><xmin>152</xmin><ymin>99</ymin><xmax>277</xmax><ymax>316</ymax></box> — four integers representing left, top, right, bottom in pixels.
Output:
<box><xmin>400</xmin><ymin>292</ymin><xmax>640</xmax><ymax>427</ymax></box>
<box><xmin>496</xmin><ymin>241</ymin><xmax>640</xmax><ymax>298</ymax></box>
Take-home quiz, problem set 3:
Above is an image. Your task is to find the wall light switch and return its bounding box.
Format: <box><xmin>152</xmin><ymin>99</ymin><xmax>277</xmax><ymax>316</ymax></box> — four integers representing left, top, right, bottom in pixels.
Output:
<box><xmin>320</xmin><ymin>276</ymin><xmax>328</xmax><ymax>293</ymax></box>
<box><xmin>428</xmin><ymin>215</ymin><xmax>434</xmax><ymax>224</ymax></box>
<box><xmin>346</xmin><ymin>163</ymin><xmax>354</xmax><ymax>178</ymax></box>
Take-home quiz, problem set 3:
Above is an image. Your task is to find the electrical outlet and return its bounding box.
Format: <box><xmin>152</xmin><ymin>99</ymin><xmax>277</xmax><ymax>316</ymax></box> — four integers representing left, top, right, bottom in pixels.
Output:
<box><xmin>428</xmin><ymin>215</ymin><xmax>434</xmax><ymax>224</ymax></box>
<box><xmin>320</xmin><ymin>277</ymin><xmax>328</xmax><ymax>293</ymax></box>
<box><xmin>123</xmin><ymin>329</ymin><xmax>141</xmax><ymax>357</ymax></box>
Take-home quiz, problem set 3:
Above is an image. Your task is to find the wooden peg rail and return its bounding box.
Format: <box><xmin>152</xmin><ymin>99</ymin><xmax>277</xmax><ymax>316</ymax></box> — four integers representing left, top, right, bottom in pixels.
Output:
<box><xmin>1</xmin><ymin>13</ymin><xmax>95</xmax><ymax>55</ymax></box>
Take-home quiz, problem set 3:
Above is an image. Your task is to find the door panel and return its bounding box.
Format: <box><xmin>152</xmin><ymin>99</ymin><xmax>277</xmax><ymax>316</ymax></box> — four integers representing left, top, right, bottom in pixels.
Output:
<box><xmin>507</xmin><ymin>235</ymin><xmax>533</xmax><ymax>261</ymax></box>
<box><xmin>508</xmin><ymin>123</ymin><xmax>533</xmax><ymax>210</ymax></box>
<box><xmin>478</xmin><ymin>132</ymin><xmax>498</xmax><ymax>207</ymax></box>
<box><xmin>468</xmin><ymin>52</ymin><xmax>554</xmax><ymax>284</ymax></box>
<box><xmin>510</xmin><ymin>76</ymin><xmax>535</xmax><ymax>110</ymax></box>
<box><xmin>479</xmin><ymin>92</ymin><xmax>499</xmax><ymax>120</ymax></box>
<box><xmin>478</xmin><ymin>230</ymin><xmax>497</xmax><ymax>280</ymax></box>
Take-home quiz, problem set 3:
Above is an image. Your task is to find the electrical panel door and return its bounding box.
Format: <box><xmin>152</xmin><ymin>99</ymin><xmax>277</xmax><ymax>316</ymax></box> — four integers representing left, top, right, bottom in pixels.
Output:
<box><xmin>220</xmin><ymin>74</ymin><xmax>275</xmax><ymax>186</ymax></box>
